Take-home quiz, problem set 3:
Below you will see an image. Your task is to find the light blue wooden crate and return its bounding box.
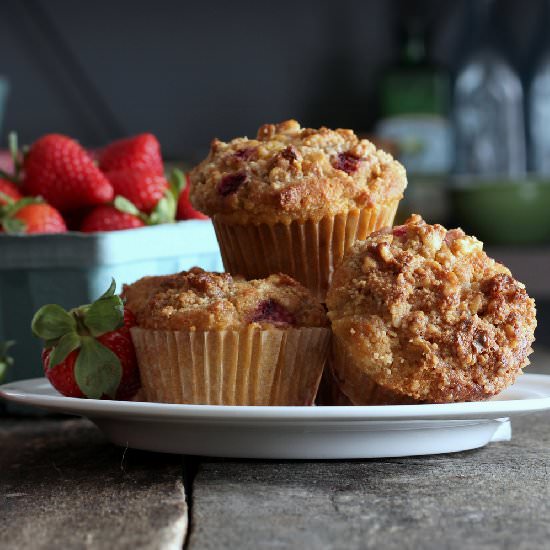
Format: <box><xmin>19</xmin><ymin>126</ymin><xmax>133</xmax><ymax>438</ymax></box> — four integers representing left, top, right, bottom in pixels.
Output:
<box><xmin>0</xmin><ymin>220</ymin><xmax>223</xmax><ymax>384</ymax></box>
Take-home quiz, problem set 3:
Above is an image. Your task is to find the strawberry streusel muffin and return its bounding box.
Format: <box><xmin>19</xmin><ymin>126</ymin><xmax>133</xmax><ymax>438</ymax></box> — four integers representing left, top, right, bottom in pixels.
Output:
<box><xmin>190</xmin><ymin>120</ymin><xmax>407</xmax><ymax>300</ymax></box>
<box><xmin>326</xmin><ymin>215</ymin><xmax>536</xmax><ymax>404</ymax></box>
<box><xmin>123</xmin><ymin>268</ymin><xmax>330</xmax><ymax>405</ymax></box>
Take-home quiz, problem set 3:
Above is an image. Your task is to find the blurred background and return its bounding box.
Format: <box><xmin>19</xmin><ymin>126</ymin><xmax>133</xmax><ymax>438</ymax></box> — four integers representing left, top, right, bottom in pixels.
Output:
<box><xmin>1</xmin><ymin>0</ymin><xmax>550</xmax><ymax>348</ymax></box>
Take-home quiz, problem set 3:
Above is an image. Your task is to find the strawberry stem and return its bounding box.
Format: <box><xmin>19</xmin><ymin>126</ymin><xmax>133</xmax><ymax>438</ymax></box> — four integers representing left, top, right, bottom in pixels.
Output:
<box><xmin>113</xmin><ymin>195</ymin><xmax>149</xmax><ymax>223</ymax></box>
<box><xmin>72</xmin><ymin>309</ymin><xmax>92</xmax><ymax>337</ymax></box>
<box><xmin>0</xmin><ymin>191</ymin><xmax>14</xmax><ymax>205</ymax></box>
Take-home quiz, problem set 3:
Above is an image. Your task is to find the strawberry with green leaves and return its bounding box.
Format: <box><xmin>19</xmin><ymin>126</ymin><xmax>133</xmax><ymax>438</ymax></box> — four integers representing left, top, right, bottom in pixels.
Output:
<box><xmin>0</xmin><ymin>195</ymin><xmax>67</xmax><ymax>234</ymax></box>
<box><xmin>0</xmin><ymin>179</ymin><xmax>22</xmax><ymax>205</ymax></box>
<box><xmin>80</xmin><ymin>168</ymin><xmax>188</xmax><ymax>232</ymax></box>
<box><xmin>106</xmin><ymin>169</ymin><xmax>169</xmax><ymax>213</ymax></box>
<box><xmin>80</xmin><ymin>204</ymin><xmax>145</xmax><ymax>232</ymax></box>
<box><xmin>31</xmin><ymin>280</ymin><xmax>141</xmax><ymax>400</ymax></box>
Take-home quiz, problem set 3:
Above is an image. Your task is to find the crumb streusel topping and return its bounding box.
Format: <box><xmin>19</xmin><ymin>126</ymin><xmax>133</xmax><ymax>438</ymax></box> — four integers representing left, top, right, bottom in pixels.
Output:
<box><xmin>326</xmin><ymin>214</ymin><xmax>536</xmax><ymax>402</ymax></box>
<box><xmin>189</xmin><ymin>120</ymin><xmax>407</xmax><ymax>224</ymax></box>
<box><xmin>122</xmin><ymin>267</ymin><xmax>328</xmax><ymax>331</ymax></box>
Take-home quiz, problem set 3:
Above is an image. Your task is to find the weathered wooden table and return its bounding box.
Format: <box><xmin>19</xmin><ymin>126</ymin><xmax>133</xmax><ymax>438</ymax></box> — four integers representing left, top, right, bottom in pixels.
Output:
<box><xmin>2</xmin><ymin>355</ymin><xmax>550</xmax><ymax>549</ymax></box>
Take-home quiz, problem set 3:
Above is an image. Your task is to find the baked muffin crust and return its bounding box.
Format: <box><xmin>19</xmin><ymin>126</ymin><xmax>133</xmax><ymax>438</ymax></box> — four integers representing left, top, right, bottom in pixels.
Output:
<box><xmin>326</xmin><ymin>215</ymin><xmax>536</xmax><ymax>403</ymax></box>
<box><xmin>123</xmin><ymin>267</ymin><xmax>328</xmax><ymax>331</ymax></box>
<box><xmin>190</xmin><ymin>120</ymin><xmax>407</xmax><ymax>224</ymax></box>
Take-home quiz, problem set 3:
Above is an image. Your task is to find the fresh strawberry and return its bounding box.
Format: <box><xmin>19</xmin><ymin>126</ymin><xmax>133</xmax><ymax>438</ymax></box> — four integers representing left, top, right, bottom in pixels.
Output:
<box><xmin>32</xmin><ymin>280</ymin><xmax>141</xmax><ymax>400</ymax></box>
<box><xmin>80</xmin><ymin>204</ymin><xmax>145</xmax><ymax>232</ymax></box>
<box><xmin>177</xmin><ymin>173</ymin><xmax>208</xmax><ymax>220</ymax></box>
<box><xmin>0</xmin><ymin>197</ymin><xmax>67</xmax><ymax>234</ymax></box>
<box><xmin>23</xmin><ymin>134</ymin><xmax>114</xmax><ymax>211</ymax></box>
<box><xmin>0</xmin><ymin>179</ymin><xmax>22</xmax><ymax>205</ymax></box>
<box><xmin>41</xmin><ymin>347</ymin><xmax>83</xmax><ymax>397</ymax></box>
<box><xmin>11</xmin><ymin>203</ymin><xmax>67</xmax><ymax>234</ymax></box>
<box><xmin>99</xmin><ymin>133</ymin><xmax>164</xmax><ymax>176</ymax></box>
<box><xmin>106</xmin><ymin>169</ymin><xmax>169</xmax><ymax>213</ymax></box>
<box><xmin>81</xmin><ymin>168</ymin><xmax>194</xmax><ymax>233</ymax></box>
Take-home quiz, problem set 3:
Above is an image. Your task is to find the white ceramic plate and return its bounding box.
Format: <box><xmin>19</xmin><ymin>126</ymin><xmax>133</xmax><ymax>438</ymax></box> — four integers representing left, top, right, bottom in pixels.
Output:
<box><xmin>2</xmin><ymin>374</ymin><xmax>550</xmax><ymax>459</ymax></box>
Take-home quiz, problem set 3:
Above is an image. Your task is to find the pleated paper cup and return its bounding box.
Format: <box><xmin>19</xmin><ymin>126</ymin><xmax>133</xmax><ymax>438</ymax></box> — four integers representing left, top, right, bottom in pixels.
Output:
<box><xmin>330</xmin><ymin>336</ymin><xmax>422</xmax><ymax>406</ymax></box>
<box><xmin>131</xmin><ymin>326</ymin><xmax>331</xmax><ymax>405</ymax></box>
<box><xmin>213</xmin><ymin>200</ymin><xmax>399</xmax><ymax>301</ymax></box>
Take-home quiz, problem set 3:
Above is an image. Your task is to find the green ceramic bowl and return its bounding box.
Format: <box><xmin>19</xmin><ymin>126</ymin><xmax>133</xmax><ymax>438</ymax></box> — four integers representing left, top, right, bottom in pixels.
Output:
<box><xmin>450</xmin><ymin>177</ymin><xmax>550</xmax><ymax>245</ymax></box>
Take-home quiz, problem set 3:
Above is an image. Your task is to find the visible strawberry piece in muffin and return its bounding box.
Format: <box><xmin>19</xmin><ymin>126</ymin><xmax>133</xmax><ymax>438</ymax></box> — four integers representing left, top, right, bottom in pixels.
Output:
<box><xmin>332</xmin><ymin>152</ymin><xmax>361</xmax><ymax>174</ymax></box>
<box><xmin>280</xmin><ymin>145</ymin><xmax>299</xmax><ymax>162</ymax></box>
<box><xmin>218</xmin><ymin>173</ymin><xmax>247</xmax><ymax>197</ymax></box>
<box><xmin>392</xmin><ymin>225</ymin><xmax>408</xmax><ymax>238</ymax></box>
<box><xmin>233</xmin><ymin>147</ymin><xmax>257</xmax><ymax>161</ymax></box>
<box><xmin>250</xmin><ymin>299</ymin><xmax>296</xmax><ymax>327</ymax></box>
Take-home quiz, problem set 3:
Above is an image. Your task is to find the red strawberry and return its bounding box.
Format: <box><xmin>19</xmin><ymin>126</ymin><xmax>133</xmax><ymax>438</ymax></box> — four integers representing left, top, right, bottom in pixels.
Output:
<box><xmin>41</xmin><ymin>347</ymin><xmax>83</xmax><ymax>397</ymax></box>
<box><xmin>23</xmin><ymin>134</ymin><xmax>114</xmax><ymax>211</ymax></box>
<box><xmin>42</xmin><ymin>313</ymin><xmax>140</xmax><ymax>400</ymax></box>
<box><xmin>11</xmin><ymin>203</ymin><xmax>67</xmax><ymax>234</ymax></box>
<box><xmin>0</xmin><ymin>198</ymin><xmax>67</xmax><ymax>234</ymax></box>
<box><xmin>0</xmin><ymin>179</ymin><xmax>22</xmax><ymax>205</ymax></box>
<box><xmin>106</xmin><ymin>169</ymin><xmax>169</xmax><ymax>213</ymax></box>
<box><xmin>32</xmin><ymin>280</ymin><xmax>141</xmax><ymax>400</ymax></box>
<box><xmin>177</xmin><ymin>173</ymin><xmax>208</xmax><ymax>220</ymax></box>
<box><xmin>81</xmin><ymin>205</ymin><xmax>145</xmax><ymax>233</ymax></box>
<box><xmin>99</xmin><ymin>133</ymin><xmax>164</xmax><ymax>176</ymax></box>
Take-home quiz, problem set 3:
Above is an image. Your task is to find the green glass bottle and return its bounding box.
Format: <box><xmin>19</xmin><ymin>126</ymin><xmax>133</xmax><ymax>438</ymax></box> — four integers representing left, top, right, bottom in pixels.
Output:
<box><xmin>377</xmin><ymin>17</ymin><xmax>452</xmax><ymax>176</ymax></box>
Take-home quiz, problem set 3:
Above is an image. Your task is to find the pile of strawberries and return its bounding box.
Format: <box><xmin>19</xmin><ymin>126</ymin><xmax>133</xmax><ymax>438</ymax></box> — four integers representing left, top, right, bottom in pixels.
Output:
<box><xmin>0</xmin><ymin>133</ymin><xmax>206</xmax><ymax>234</ymax></box>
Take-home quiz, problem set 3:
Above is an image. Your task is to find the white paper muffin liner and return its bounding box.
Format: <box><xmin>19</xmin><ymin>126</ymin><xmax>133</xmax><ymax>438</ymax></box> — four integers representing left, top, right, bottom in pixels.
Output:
<box><xmin>131</xmin><ymin>326</ymin><xmax>331</xmax><ymax>405</ymax></box>
<box><xmin>213</xmin><ymin>201</ymin><xmax>399</xmax><ymax>301</ymax></box>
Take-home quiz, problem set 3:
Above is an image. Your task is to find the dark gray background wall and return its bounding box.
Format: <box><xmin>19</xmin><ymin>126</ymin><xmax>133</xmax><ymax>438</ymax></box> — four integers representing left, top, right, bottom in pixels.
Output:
<box><xmin>0</xmin><ymin>0</ymin><xmax>544</xmax><ymax>160</ymax></box>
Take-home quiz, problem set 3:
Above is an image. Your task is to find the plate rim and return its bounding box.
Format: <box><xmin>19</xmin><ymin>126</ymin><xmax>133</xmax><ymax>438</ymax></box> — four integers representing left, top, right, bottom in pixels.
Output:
<box><xmin>2</xmin><ymin>374</ymin><xmax>550</xmax><ymax>422</ymax></box>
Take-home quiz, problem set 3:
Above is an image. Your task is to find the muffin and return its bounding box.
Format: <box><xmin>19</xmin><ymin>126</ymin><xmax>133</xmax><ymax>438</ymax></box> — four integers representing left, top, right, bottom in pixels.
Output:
<box><xmin>123</xmin><ymin>268</ymin><xmax>330</xmax><ymax>405</ymax></box>
<box><xmin>190</xmin><ymin>119</ymin><xmax>407</xmax><ymax>301</ymax></box>
<box><xmin>326</xmin><ymin>214</ymin><xmax>536</xmax><ymax>404</ymax></box>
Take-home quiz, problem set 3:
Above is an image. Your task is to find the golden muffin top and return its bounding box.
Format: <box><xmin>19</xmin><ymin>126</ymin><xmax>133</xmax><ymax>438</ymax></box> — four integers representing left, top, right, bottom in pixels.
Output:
<box><xmin>189</xmin><ymin>119</ymin><xmax>407</xmax><ymax>224</ymax></box>
<box><xmin>326</xmin><ymin>214</ymin><xmax>536</xmax><ymax>403</ymax></box>
<box><xmin>122</xmin><ymin>267</ymin><xmax>328</xmax><ymax>331</ymax></box>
